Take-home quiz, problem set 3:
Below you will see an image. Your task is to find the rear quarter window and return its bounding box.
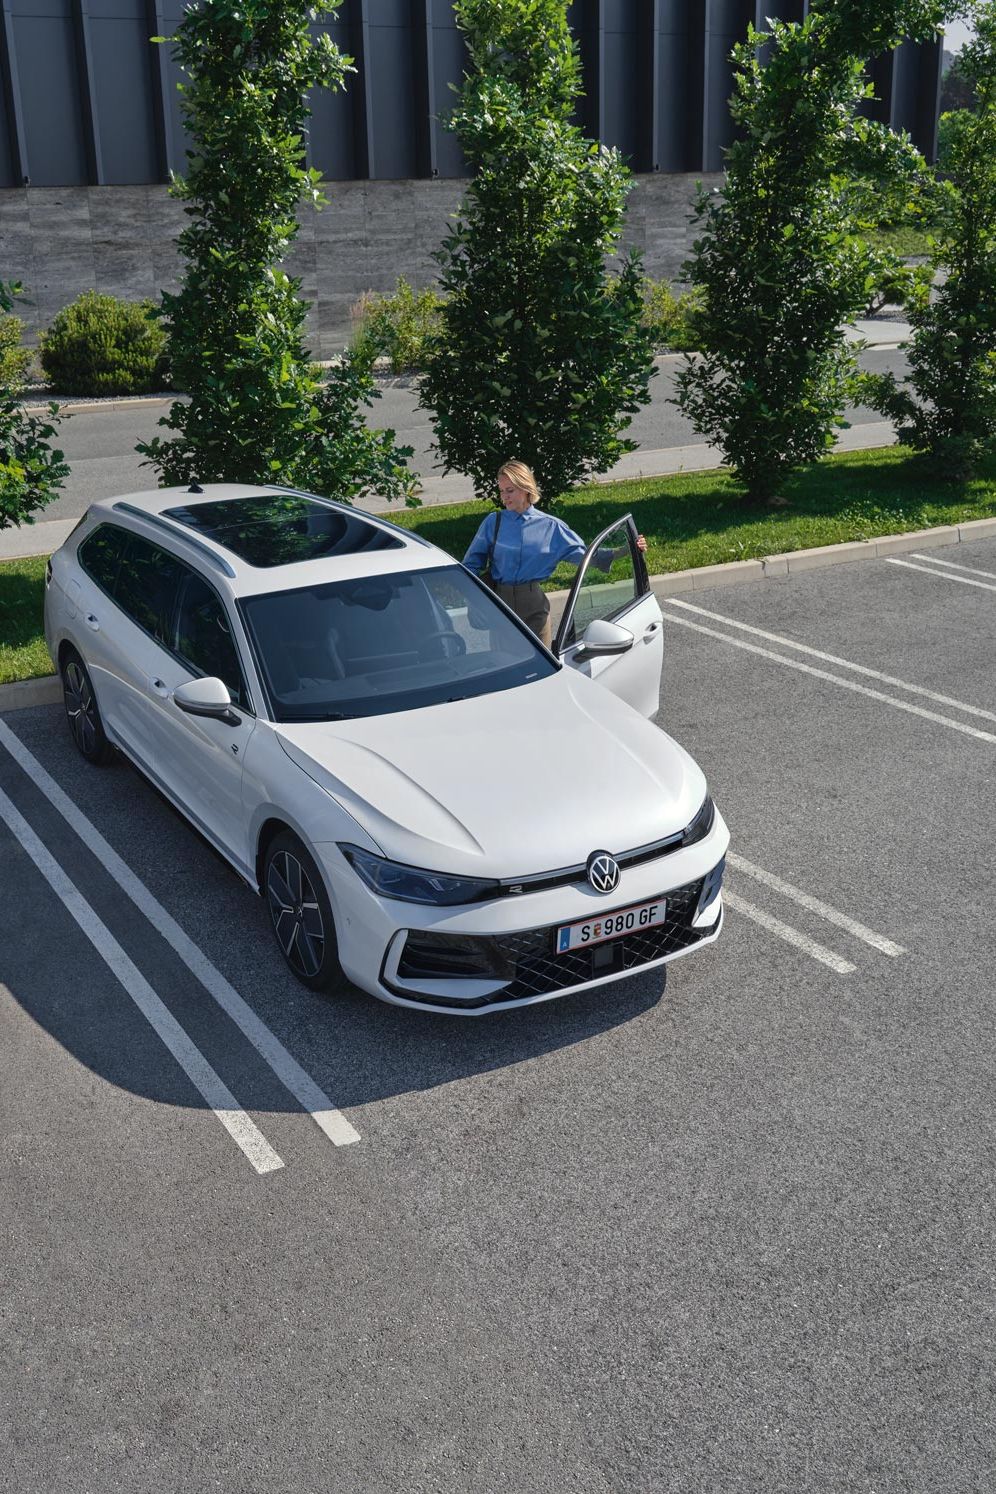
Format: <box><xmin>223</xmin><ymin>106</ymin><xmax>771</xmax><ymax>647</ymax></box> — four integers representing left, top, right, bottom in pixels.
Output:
<box><xmin>78</xmin><ymin>525</ymin><xmax>129</xmax><ymax>596</ymax></box>
<box><xmin>78</xmin><ymin>526</ymin><xmax>186</xmax><ymax>647</ymax></box>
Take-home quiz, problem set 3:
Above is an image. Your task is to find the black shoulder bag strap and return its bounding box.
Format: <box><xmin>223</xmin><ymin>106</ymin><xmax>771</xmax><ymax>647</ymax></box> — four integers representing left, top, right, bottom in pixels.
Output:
<box><xmin>483</xmin><ymin>509</ymin><xmax>503</xmax><ymax>589</ymax></box>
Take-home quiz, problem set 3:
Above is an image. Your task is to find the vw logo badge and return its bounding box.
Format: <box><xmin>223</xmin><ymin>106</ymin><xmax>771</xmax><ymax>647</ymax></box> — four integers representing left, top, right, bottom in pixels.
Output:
<box><xmin>586</xmin><ymin>851</ymin><xmax>620</xmax><ymax>894</ymax></box>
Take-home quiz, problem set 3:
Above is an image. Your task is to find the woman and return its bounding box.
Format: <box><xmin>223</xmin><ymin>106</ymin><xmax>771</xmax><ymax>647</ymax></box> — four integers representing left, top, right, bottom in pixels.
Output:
<box><xmin>462</xmin><ymin>460</ymin><xmax>647</xmax><ymax>647</ymax></box>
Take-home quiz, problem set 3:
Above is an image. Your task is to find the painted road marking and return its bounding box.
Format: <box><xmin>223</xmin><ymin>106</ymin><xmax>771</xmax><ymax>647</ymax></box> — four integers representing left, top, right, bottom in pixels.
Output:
<box><xmin>723</xmin><ymin>890</ymin><xmax>857</xmax><ymax>975</ymax></box>
<box><xmin>665</xmin><ymin>599</ymin><xmax>996</xmax><ymax>725</ymax></box>
<box><xmin>0</xmin><ymin>783</ymin><xmax>284</xmax><ymax>1175</ymax></box>
<box><xmin>906</xmin><ymin>553</ymin><xmax>996</xmax><ymax>581</ymax></box>
<box><xmin>885</xmin><ymin>558</ymin><xmax>996</xmax><ymax>593</ymax></box>
<box><xmin>662</xmin><ymin>611</ymin><xmax>996</xmax><ymax>745</ymax></box>
<box><xmin>0</xmin><ymin>718</ymin><xmax>360</xmax><ymax>1148</ymax></box>
<box><xmin>727</xmin><ymin>853</ymin><xmax>904</xmax><ymax>957</ymax></box>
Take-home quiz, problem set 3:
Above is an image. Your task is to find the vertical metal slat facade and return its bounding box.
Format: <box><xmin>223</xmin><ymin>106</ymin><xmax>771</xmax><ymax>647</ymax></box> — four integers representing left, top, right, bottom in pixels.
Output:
<box><xmin>0</xmin><ymin>0</ymin><xmax>942</xmax><ymax>190</ymax></box>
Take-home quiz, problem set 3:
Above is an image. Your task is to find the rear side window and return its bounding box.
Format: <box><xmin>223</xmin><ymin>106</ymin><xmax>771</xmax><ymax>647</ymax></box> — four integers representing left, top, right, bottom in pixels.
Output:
<box><xmin>114</xmin><ymin>536</ymin><xmax>186</xmax><ymax>644</ymax></box>
<box><xmin>79</xmin><ymin>525</ymin><xmax>184</xmax><ymax>645</ymax></box>
<box><xmin>78</xmin><ymin>525</ymin><xmax>129</xmax><ymax>595</ymax></box>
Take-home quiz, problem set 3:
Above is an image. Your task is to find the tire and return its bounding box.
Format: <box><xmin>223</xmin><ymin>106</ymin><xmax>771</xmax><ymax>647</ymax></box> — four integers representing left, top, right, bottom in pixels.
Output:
<box><xmin>263</xmin><ymin>830</ymin><xmax>344</xmax><ymax>993</ymax></box>
<box><xmin>61</xmin><ymin>649</ymin><xmax>115</xmax><ymax>765</ymax></box>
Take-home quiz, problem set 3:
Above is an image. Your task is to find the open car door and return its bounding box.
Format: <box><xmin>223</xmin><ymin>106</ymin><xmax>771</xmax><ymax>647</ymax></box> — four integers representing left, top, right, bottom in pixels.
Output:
<box><xmin>554</xmin><ymin>515</ymin><xmax>663</xmax><ymax>717</ymax></box>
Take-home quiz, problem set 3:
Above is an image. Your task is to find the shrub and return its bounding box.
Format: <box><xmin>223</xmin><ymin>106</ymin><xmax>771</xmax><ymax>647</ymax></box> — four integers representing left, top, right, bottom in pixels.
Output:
<box><xmin>0</xmin><ymin>280</ymin><xmax>67</xmax><ymax>530</ymax></box>
<box><xmin>858</xmin><ymin>5</ymin><xmax>996</xmax><ymax>476</ymax></box>
<box><xmin>40</xmin><ymin>292</ymin><xmax>168</xmax><ymax>396</ymax></box>
<box><xmin>139</xmin><ymin>0</ymin><xmax>416</xmax><ymax>505</ymax></box>
<box><xmin>638</xmin><ymin>279</ymin><xmax>702</xmax><ymax>352</ymax></box>
<box><xmin>0</xmin><ymin>309</ymin><xmax>31</xmax><ymax>387</ymax></box>
<box><xmin>419</xmin><ymin>0</ymin><xmax>655</xmax><ymax>503</ymax></box>
<box><xmin>675</xmin><ymin>0</ymin><xmax>948</xmax><ymax>505</ymax></box>
<box><xmin>350</xmin><ymin>278</ymin><xmax>445</xmax><ymax>374</ymax></box>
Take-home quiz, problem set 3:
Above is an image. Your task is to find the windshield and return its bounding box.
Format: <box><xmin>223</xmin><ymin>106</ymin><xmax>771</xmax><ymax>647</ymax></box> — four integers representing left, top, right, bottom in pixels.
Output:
<box><xmin>240</xmin><ymin>565</ymin><xmax>557</xmax><ymax>722</ymax></box>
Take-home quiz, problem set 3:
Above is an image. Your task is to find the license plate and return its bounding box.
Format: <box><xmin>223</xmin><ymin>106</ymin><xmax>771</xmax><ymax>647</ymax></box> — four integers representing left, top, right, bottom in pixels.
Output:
<box><xmin>556</xmin><ymin>897</ymin><xmax>667</xmax><ymax>953</ymax></box>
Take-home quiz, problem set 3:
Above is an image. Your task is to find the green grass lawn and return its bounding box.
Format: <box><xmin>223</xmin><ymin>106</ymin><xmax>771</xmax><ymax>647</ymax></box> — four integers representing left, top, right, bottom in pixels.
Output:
<box><xmin>0</xmin><ymin>554</ymin><xmax>52</xmax><ymax>684</ymax></box>
<box><xmin>2</xmin><ymin>445</ymin><xmax>995</xmax><ymax>686</ymax></box>
<box><xmin>394</xmin><ymin>445</ymin><xmax>996</xmax><ymax>591</ymax></box>
<box><xmin>864</xmin><ymin>225</ymin><xmax>933</xmax><ymax>259</ymax></box>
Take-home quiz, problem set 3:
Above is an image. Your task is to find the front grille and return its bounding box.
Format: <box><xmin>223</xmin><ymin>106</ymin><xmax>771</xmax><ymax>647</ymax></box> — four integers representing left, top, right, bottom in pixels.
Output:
<box><xmin>393</xmin><ymin>876</ymin><xmax>712</xmax><ymax>1008</ymax></box>
<box><xmin>491</xmin><ymin>830</ymin><xmax>687</xmax><ymax>899</ymax></box>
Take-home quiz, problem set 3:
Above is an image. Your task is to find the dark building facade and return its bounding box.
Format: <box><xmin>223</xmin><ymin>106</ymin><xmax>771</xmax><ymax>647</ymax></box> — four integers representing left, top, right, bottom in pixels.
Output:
<box><xmin>0</xmin><ymin>1</ymin><xmax>943</xmax><ymax>351</ymax></box>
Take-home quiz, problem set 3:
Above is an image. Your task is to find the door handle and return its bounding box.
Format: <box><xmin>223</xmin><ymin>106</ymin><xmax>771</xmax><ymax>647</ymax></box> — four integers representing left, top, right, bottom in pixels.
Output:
<box><xmin>85</xmin><ymin>612</ymin><xmax>100</xmax><ymax>631</ymax></box>
<box><xmin>150</xmin><ymin>678</ymin><xmax>170</xmax><ymax>697</ymax></box>
<box><xmin>643</xmin><ymin>622</ymin><xmax>660</xmax><ymax>638</ymax></box>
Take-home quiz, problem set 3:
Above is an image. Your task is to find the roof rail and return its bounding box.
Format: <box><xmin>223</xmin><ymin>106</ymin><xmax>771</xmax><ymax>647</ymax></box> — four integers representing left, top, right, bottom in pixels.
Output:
<box><xmin>111</xmin><ymin>502</ymin><xmax>237</xmax><ymax>578</ymax></box>
<box><xmin>260</xmin><ymin>482</ymin><xmax>433</xmax><ymax>548</ymax></box>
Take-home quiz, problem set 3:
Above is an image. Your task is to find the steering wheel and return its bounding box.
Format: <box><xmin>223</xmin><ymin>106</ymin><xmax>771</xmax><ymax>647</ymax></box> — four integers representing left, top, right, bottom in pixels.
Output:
<box><xmin>417</xmin><ymin>628</ymin><xmax>467</xmax><ymax>661</ymax></box>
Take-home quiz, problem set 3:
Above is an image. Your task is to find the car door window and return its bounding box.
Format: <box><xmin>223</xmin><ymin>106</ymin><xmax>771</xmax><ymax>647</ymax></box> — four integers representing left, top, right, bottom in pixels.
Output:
<box><xmin>172</xmin><ymin>570</ymin><xmax>251</xmax><ymax>713</ymax></box>
<box><xmin>555</xmin><ymin>517</ymin><xmax>648</xmax><ymax>651</ymax></box>
<box><xmin>112</xmin><ymin>535</ymin><xmax>186</xmax><ymax>645</ymax></box>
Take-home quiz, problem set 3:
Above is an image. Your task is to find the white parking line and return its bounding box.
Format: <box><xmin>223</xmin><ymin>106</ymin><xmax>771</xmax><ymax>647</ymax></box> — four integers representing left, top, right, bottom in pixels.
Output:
<box><xmin>664</xmin><ymin>599</ymin><xmax>996</xmax><ymax>724</ymax></box>
<box><xmin>723</xmin><ymin>890</ymin><xmax>856</xmax><ymax>974</ymax></box>
<box><xmin>885</xmin><ymin>558</ymin><xmax>996</xmax><ymax>593</ymax></box>
<box><xmin>727</xmin><ymin>853</ymin><xmax>904</xmax><ymax>957</ymax></box>
<box><xmin>0</xmin><ymin>784</ymin><xmax>283</xmax><ymax>1175</ymax></box>
<box><xmin>662</xmin><ymin>611</ymin><xmax>996</xmax><ymax>744</ymax></box>
<box><xmin>0</xmin><ymin>719</ymin><xmax>360</xmax><ymax>1149</ymax></box>
<box><xmin>906</xmin><ymin>553</ymin><xmax>996</xmax><ymax>581</ymax></box>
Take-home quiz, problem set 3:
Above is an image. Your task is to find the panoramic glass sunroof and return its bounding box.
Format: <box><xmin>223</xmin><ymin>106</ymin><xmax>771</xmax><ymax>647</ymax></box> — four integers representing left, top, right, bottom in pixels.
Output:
<box><xmin>161</xmin><ymin>494</ymin><xmax>406</xmax><ymax>568</ymax></box>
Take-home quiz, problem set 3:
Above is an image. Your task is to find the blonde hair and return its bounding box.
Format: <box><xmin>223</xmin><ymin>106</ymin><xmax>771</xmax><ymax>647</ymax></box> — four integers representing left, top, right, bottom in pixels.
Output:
<box><xmin>498</xmin><ymin>460</ymin><xmax>540</xmax><ymax>507</ymax></box>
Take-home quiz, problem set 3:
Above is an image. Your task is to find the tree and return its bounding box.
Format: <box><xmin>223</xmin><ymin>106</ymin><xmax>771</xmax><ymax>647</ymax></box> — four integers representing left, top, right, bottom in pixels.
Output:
<box><xmin>138</xmin><ymin>0</ymin><xmax>416</xmax><ymax>505</ymax></box>
<box><xmin>941</xmin><ymin>48</ymin><xmax>979</xmax><ymax>111</ymax></box>
<box><xmin>860</xmin><ymin>2</ymin><xmax>996</xmax><ymax>474</ymax></box>
<box><xmin>675</xmin><ymin>0</ymin><xmax>949</xmax><ymax>506</ymax></box>
<box><xmin>418</xmin><ymin>0</ymin><xmax>656</xmax><ymax>504</ymax></box>
<box><xmin>0</xmin><ymin>281</ymin><xmax>68</xmax><ymax>531</ymax></box>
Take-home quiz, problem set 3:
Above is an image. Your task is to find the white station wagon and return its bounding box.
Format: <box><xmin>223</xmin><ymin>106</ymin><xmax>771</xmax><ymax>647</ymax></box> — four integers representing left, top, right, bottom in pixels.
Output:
<box><xmin>44</xmin><ymin>484</ymin><xmax>728</xmax><ymax>1015</ymax></box>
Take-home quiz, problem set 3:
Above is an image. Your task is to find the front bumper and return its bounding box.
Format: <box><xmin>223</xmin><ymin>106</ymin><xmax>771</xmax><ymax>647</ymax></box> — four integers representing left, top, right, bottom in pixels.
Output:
<box><xmin>381</xmin><ymin>872</ymin><xmax>723</xmax><ymax>1013</ymax></box>
<box><xmin>319</xmin><ymin>815</ymin><xmax>729</xmax><ymax>1016</ymax></box>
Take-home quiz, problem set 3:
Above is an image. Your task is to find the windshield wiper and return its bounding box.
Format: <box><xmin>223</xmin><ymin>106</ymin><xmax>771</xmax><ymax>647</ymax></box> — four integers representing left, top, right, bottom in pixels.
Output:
<box><xmin>288</xmin><ymin>710</ymin><xmax>358</xmax><ymax>721</ymax></box>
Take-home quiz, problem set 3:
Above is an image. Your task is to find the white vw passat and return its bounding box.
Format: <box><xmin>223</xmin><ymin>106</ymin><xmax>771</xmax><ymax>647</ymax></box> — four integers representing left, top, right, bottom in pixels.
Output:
<box><xmin>44</xmin><ymin>484</ymin><xmax>728</xmax><ymax>1015</ymax></box>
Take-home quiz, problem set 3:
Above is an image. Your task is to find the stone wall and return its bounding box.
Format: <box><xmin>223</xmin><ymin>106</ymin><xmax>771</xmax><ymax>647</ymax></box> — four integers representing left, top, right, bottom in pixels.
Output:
<box><xmin>0</xmin><ymin>173</ymin><xmax>721</xmax><ymax>359</ymax></box>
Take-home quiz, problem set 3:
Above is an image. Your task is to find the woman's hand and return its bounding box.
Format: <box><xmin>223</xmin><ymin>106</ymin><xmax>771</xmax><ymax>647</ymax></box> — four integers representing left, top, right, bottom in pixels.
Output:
<box><xmin>636</xmin><ymin>534</ymin><xmax>648</xmax><ymax>553</ymax></box>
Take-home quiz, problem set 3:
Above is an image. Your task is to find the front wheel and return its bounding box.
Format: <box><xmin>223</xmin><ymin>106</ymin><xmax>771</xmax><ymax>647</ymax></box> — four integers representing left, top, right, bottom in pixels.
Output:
<box><xmin>264</xmin><ymin>831</ymin><xmax>344</xmax><ymax>993</ymax></box>
<box><xmin>61</xmin><ymin>649</ymin><xmax>115</xmax><ymax>765</ymax></box>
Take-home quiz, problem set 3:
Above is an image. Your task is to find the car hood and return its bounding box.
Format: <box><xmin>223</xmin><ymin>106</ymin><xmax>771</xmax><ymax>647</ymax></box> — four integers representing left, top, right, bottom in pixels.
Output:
<box><xmin>274</xmin><ymin>668</ymin><xmax>707</xmax><ymax>878</ymax></box>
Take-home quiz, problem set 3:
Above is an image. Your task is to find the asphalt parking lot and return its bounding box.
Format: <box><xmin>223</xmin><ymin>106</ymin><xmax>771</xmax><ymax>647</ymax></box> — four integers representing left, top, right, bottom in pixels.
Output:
<box><xmin>2</xmin><ymin>536</ymin><xmax>995</xmax><ymax>1492</ymax></box>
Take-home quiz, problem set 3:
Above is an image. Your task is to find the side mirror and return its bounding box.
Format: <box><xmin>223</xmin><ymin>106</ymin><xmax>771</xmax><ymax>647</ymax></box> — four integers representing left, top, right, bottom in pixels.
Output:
<box><xmin>573</xmin><ymin>617</ymin><xmax>635</xmax><ymax>662</ymax></box>
<box><xmin>173</xmin><ymin>676</ymin><xmax>240</xmax><ymax>726</ymax></box>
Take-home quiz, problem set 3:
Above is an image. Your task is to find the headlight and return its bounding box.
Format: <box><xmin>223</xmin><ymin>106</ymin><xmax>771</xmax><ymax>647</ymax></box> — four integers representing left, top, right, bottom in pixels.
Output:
<box><xmin>681</xmin><ymin>794</ymin><xmax>715</xmax><ymax>846</ymax></box>
<box><xmin>340</xmin><ymin>844</ymin><xmax>500</xmax><ymax>906</ymax></box>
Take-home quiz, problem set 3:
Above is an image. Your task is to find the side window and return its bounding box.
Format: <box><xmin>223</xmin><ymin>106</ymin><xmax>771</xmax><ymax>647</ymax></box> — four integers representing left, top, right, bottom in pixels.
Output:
<box><xmin>172</xmin><ymin>572</ymin><xmax>250</xmax><ymax>713</ymax></box>
<box><xmin>113</xmin><ymin>535</ymin><xmax>185</xmax><ymax>644</ymax></box>
<box><xmin>78</xmin><ymin>525</ymin><xmax>129</xmax><ymax>597</ymax></box>
<box><xmin>560</xmin><ymin>520</ymin><xmax>644</xmax><ymax>649</ymax></box>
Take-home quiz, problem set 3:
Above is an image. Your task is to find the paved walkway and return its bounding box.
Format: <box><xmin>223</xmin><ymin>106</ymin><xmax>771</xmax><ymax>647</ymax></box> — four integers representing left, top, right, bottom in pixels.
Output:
<box><xmin>1</xmin><ymin>320</ymin><xmax>910</xmax><ymax>562</ymax></box>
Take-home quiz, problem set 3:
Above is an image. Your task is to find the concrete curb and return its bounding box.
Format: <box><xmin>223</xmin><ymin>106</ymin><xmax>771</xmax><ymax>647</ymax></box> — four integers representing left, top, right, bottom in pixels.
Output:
<box><xmin>21</xmin><ymin>394</ymin><xmax>174</xmax><ymax>413</ymax></box>
<box><xmin>0</xmin><ymin>674</ymin><xmax>61</xmax><ymax>711</ymax></box>
<box><xmin>3</xmin><ymin>515</ymin><xmax>995</xmax><ymax>715</ymax></box>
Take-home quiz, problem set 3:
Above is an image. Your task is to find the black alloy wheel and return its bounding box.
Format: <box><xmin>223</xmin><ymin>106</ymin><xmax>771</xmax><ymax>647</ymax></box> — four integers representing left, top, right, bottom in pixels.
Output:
<box><xmin>264</xmin><ymin>831</ymin><xmax>343</xmax><ymax>993</ymax></box>
<box><xmin>62</xmin><ymin>650</ymin><xmax>115</xmax><ymax>765</ymax></box>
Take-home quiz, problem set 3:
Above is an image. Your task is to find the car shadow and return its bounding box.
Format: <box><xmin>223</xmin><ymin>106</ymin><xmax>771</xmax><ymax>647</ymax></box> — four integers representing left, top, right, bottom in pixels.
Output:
<box><xmin>1</xmin><ymin>705</ymin><xmax>669</xmax><ymax>1117</ymax></box>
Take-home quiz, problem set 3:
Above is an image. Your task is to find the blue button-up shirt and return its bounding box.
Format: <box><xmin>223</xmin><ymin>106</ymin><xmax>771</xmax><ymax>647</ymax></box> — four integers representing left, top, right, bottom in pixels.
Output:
<box><xmin>463</xmin><ymin>506</ymin><xmax>588</xmax><ymax>584</ymax></box>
